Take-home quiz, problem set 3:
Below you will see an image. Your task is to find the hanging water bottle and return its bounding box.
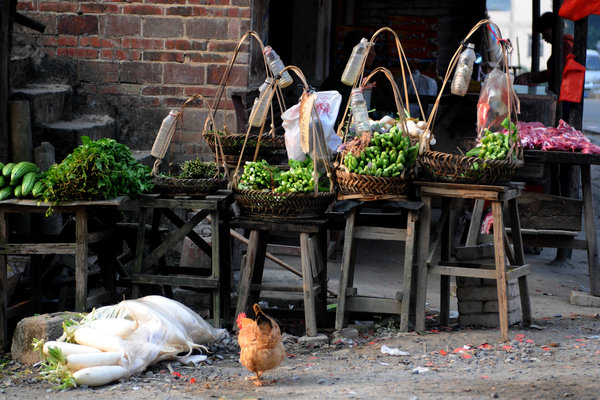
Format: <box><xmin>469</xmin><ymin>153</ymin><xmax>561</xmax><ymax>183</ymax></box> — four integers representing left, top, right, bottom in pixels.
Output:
<box><xmin>263</xmin><ymin>46</ymin><xmax>293</xmax><ymax>88</ymax></box>
<box><xmin>249</xmin><ymin>77</ymin><xmax>275</xmax><ymax>128</ymax></box>
<box><xmin>451</xmin><ymin>43</ymin><xmax>476</xmax><ymax>96</ymax></box>
<box><xmin>350</xmin><ymin>88</ymin><xmax>371</xmax><ymax>134</ymax></box>
<box><xmin>151</xmin><ymin>109</ymin><xmax>179</xmax><ymax>159</ymax></box>
<box><xmin>341</xmin><ymin>38</ymin><xmax>369</xmax><ymax>86</ymax></box>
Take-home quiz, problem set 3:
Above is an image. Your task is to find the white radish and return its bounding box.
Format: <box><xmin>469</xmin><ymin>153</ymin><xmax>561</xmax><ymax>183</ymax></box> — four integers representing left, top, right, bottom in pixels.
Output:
<box><xmin>86</xmin><ymin>318</ymin><xmax>137</xmax><ymax>339</ymax></box>
<box><xmin>72</xmin><ymin>365</ymin><xmax>128</xmax><ymax>387</ymax></box>
<box><xmin>74</xmin><ymin>327</ymin><xmax>123</xmax><ymax>353</ymax></box>
<box><xmin>43</xmin><ymin>341</ymin><xmax>102</xmax><ymax>357</ymax></box>
<box><xmin>66</xmin><ymin>351</ymin><xmax>124</xmax><ymax>372</ymax></box>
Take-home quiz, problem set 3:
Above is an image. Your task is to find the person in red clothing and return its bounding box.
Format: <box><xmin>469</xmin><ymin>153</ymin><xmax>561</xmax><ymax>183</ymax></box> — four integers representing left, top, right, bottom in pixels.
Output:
<box><xmin>515</xmin><ymin>12</ymin><xmax>573</xmax><ymax>91</ymax></box>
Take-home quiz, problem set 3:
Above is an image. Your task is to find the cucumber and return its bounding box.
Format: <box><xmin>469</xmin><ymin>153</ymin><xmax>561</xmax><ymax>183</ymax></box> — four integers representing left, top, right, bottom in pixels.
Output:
<box><xmin>0</xmin><ymin>162</ymin><xmax>4</xmax><ymax>172</ymax></box>
<box><xmin>31</xmin><ymin>181</ymin><xmax>45</xmax><ymax>198</ymax></box>
<box><xmin>2</xmin><ymin>162</ymin><xmax>15</xmax><ymax>178</ymax></box>
<box><xmin>0</xmin><ymin>186</ymin><xmax>12</xmax><ymax>201</ymax></box>
<box><xmin>11</xmin><ymin>161</ymin><xmax>39</xmax><ymax>183</ymax></box>
<box><xmin>0</xmin><ymin>175</ymin><xmax>5</xmax><ymax>188</ymax></box>
<box><xmin>21</xmin><ymin>172</ymin><xmax>38</xmax><ymax>197</ymax></box>
<box><xmin>13</xmin><ymin>185</ymin><xmax>22</xmax><ymax>198</ymax></box>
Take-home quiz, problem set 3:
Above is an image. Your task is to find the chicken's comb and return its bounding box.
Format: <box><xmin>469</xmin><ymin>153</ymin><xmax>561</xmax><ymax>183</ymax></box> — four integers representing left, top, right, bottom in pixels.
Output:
<box><xmin>236</xmin><ymin>312</ymin><xmax>247</xmax><ymax>329</ymax></box>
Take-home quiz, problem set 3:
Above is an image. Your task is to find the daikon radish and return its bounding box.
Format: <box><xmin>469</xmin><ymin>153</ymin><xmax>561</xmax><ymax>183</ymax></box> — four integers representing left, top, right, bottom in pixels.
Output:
<box><xmin>72</xmin><ymin>365</ymin><xmax>128</xmax><ymax>387</ymax></box>
<box><xmin>43</xmin><ymin>341</ymin><xmax>102</xmax><ymax>357</ymax></box>
<box><xmin>66</xmin><ymin>351</ymin><xmax>124</xmax><ymax>372</ymax></box>
<box><xmin>73</xmin><ymin>327</ymin><xmax>123</xmax><ymax>353</ymax></box>
<box><xmin>86</xmin><ymin>318</ymin><xmax>137</xmax><ymax>339</ymax></box>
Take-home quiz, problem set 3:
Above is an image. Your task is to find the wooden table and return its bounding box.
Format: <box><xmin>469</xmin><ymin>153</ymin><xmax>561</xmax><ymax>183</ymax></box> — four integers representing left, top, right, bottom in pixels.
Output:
<box><xmin>522</xmin><ymin>150</ymin><xmax>600</xmax><ymax>296</ymax></box>
<box><xmin>415</xmin><ymin>181</ymin><xmax>532</xmax><ymax>341</ymax></box>
<box><xmin>233</xmin><ymin>217</ymin><xmax>328</xmax><ymax>337</ymax></box>
<box><xmin>0</xmin><ymin>196</ymin><xmax>134</xmax><ymax>349</ymax></box>
<box><xmin>129</xmin><ymin>191</ymin><xmax>233</xmax><ymax>328</ymax></box>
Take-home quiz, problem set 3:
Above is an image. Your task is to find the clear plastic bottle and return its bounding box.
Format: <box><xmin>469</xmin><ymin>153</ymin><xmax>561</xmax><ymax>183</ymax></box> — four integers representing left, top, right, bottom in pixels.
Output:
<box><xmin>151</xmin><ymin>109</ymin><xmax>179</xmax><ymax>158</ymax></box>
<box><xmin>451</xmin><ymin>43</ymin><xmax>476</xmax><ymax>96</ymax></box>
<box><xmin>263</xmin><ymin>46</ymin><xmax>293</xmax><ymax>88</ymax></box>
<box><xmin>249</xmin><ymin>77</ymin><xmax>274</xmax><ymax>128</ymax></box>
<box><xmin>350</xmin><ymin>88</ymin><xmax>371</xmax><ymax>134</ymax></box>
<box><xmin>341</xmin><ymin>38</ymin><xmax>369</xmax><ymax>86</ymax></box>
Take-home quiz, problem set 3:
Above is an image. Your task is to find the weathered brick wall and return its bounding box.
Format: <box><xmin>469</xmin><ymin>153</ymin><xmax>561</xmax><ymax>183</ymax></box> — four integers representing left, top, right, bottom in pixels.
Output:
<box><xmin>13</xmin><ymin>0</ymin><xmax>252</xmax><ymax>163</ymax></box>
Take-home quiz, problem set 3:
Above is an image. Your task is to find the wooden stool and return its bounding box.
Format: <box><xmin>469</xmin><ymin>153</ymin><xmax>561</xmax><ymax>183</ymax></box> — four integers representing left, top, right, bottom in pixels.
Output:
<box><xmin>234</xmin><ymin>217</ymin><xmax>328</xmax><ymax>337</ymax></box>
<box><xmin>415</xmin><ymin>181</ymin><xmax>532</xmax><ymax>341</ymax></box>
<box><xmin>332</xmin><ymin>200</ymin><xmax>423</xmax><ymax>332</ymax></box>
<box><xmin>130</xmin><ymin>191</ymin><xmax>233</xmax><ymax>328</ymax></box>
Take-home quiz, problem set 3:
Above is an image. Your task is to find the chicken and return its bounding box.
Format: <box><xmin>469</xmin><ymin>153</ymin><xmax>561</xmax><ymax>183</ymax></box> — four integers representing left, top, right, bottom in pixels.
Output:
<box><xmin>236</xmin><ymin>303</ymin><xmax>285</xmax><ymax>385</ymax></box>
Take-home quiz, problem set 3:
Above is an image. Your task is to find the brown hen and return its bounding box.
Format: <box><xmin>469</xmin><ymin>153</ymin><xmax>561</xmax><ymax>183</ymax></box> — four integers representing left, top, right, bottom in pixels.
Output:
<box><xmin>236</xmin><ymin>303</ymin><xmax>285</xmax><ymax>385</ymax></box>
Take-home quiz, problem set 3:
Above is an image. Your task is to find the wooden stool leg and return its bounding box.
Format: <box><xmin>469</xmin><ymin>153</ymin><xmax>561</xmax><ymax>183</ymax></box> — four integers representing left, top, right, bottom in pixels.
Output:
<box><xmin>400</xmin><ymin>210</ymin><xmax>417</xmax><ymax>332</ymax></box>
<box><xmin>300</xmin><ymin>232</ymin><xmax>317</xmax><ymax>336</ymax></box>
<box><xmin>74</xmin><ymin>208</ymin><xmax>88</xmax><ymax>312</ymax></box>
<box><xmin>492</xmin><ymin>201</ymin><xmax>509</xmax><ymax>341</ymax></box>
<box><xmin>507</xmin><ymin>198</ymin><xmax>532</xmax><ymax>326</ymax></box>
<box><xmin>308</xmin><ymin>230</ymin><xmax>327</xmax><ymax>326</ymax></box>
<box><xmin>131</xmin><ymin>207</ymin><xmax>147</xmax><ymax>299</ymax></box>
<box><xmin>439</xmin><ymin>198</ymin><xmax>452</xmax><ymax>327</ymax></box>
<box><xmin>235</xmin><ymin>230</ymin><xmax>267</xmax><ymax>321</ymax></box>
<box><xmin>415</xmin><ymin>196</ymin><xmax>431</xmax><ymax>332</ymax></box>
<box><xmin>335</xmin><ymin>208</ymin><xmax>358</xmax><ymax>331</ymax></box>
<box><xmin>582</xmin><ymin>165</ymin><xmax>600</xmax><ymax>296</ymax></box>
<box><xmin>0</xmin><ymin>210</ymin><xmax>7</xmax><ymax>350</ymax></box>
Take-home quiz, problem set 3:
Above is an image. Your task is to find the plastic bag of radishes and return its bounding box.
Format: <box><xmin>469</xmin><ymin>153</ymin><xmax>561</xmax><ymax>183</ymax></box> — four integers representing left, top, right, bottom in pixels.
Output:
<box><xmin>34</xmin><ymin>296</ymin><xmax>228</xmax><ymax>389</ymax></box>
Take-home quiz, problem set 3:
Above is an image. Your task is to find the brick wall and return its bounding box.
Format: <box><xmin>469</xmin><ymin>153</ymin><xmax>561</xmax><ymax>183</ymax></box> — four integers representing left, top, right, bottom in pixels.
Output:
<box><xmin>12</xmin><ymin>0</ymin><xmax>253</xmax><ymax>163</ymax></box>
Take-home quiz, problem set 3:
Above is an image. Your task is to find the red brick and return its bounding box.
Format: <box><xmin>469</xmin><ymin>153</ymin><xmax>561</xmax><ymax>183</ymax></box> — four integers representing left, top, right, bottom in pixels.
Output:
<box><xmin>164</xmin><ymin>64</ymin><xmax>206</xmax><ymax>85</ymax></box>
<box><xmin>183</xmin><ymin>86</ymin><xmax>218</xmax><ymax>98</ymax></box>
<box><xmin>123</xmin><ymin>4</ymin><xmax>163</xmax><ymax>15</ymax></box>
<box><xmin>118</xmin><ymin>95</ymin><xmax>160</xmax><ymax>108</ymax></box>
<box><xmin>120</xmin><ymin>62</ymin><xmax>163</xmax><ymax>84</ymax></box>
<box><xmin>208</xmin><ymin>8</ymin><xmax>226</xmax><ymax>17</ymax></box>
<box><xmin>231</xmin><ymin>0</ymin><xmax>250</xmax><ymax>6</ymax></box>
<box><xmin>57</xmin><ymin>47</ymin><xmax>76</xmax><ymax>58</ymax></box>
<box><xmin>80</xmin><ymin>3</ymin><xmax>121</xmax><ymax>14</ymax></box>
<box><xmin>100</xmin><ymin>49</ymin><xmax>130</xmax><ymax>61</ymax></box>
<box><xmin>38</xmin><ymin>2</ymin><xmax>78</xmax><ymax>13</ymax></box>
<box><xmin>207</xmin><ymin>40</ymin><xmax>246</xmax><ymax>53</ymax></box>
<box><xmin>16</xmin><ymin>2</ymin><xmax>35</xmax><ymax>11</ymax></box>
<box><xmin>187</xmin><ymin>52</ymin><xmax>230</xmax><ymax>64</ymax></box>
<box><xmin>141</xmin><ymin>86</ymin><xmax>184</xmax><ymax>96</ymax></box>
<box><xmin>227</xmin><ymin>7</ymin><xmax>239</xmax><ymax>17</ymax></box>
<box><xmin>142</xmin><ymin>51</ymin><xmax>184</xmax><ymax>62</ymax></box>
<box><xmin>18</xmin><ymin>12</ymin><xmax>58</xmax><ymax>35</ymax></box>
<box><xmin>58</xmin><ymin>15</ymin><xmax>98</xmax><ymax>35</ymax></box>
<box><xmin>166</xmin><ymin>6</ymin><xmax>207</xmax><ymax>16</ymax></box>
<box><xmin>186</xmin><ymin>18</ymin><xmax>228</xmax><ymax>39</ymax></box>
<box><xmin>228</xmin><ymin>18</ymin><xmax>241</xmax><ymax>39</ymax></box>
<box><xmin>142</xmin><ymin>17</ymin><xmax>184</xmax><ymax>38</ymax></box>
<box><xmin>122</xmin><ymin>38</ymin><xmax>164</xmax><ymax>50</ymax></box>
<box><xmin>165</xmin><ymin>39</ymin><xmax>191</xmax><ymax>51</ymax></box>
<box><xmin>79</xmin><ymin>37</ymin><xmax>120</xmax><ymax>48</ymax></box>
<box><xmin>42</xmin><ymin>47</ymin><xmax>57</xmax><ymax>57</ymax></box>
<box><xmin>240</xmin><ymin>8</ymin><xmax>251</xmax><ymax>18</ymax></box>
<box><xmin>76</xmin><ymin>48</ymin><xmax>98</xmax><ymax>59</ymax></box>
<box><xmin>100</xmin><ymin>15</ymin><xmax>141</xmax><ymax>37</ymax></box>
<box><xmin>78</xmin><ymin>60</ymin><xmax>120</xmax><ymax>83</ymax></box>
<box><xmin>207</xmin><ymin>65</ymin><xmax>247</xmax><ymax>87</ymax></box>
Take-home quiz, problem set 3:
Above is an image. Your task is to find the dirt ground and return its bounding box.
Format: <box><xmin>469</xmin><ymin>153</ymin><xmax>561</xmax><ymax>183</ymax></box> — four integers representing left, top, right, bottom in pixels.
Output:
<box><xmin>1</xmin><ymin>137</ymin><xmax>600</xmax><ymax>399</ymax></box>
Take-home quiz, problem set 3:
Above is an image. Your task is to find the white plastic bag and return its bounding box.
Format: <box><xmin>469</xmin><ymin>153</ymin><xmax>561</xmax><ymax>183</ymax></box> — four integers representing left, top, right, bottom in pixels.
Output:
<box><xmin>282</xmin><ymin>90</ymin><xmax>342</xmax><ymax>161</ymax></box>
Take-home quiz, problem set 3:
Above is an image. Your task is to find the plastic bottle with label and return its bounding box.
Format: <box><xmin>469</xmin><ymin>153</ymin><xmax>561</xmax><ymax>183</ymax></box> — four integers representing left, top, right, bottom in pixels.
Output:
<box><xmin>451</xmin><ymin>43</ymin><xmax>476</xmax><ymax>96</ymax></box>
<box><xmin>263</xmin><ymin>46</ymin><xmax>293</xmax><ymax>88</ymax></box>
<box><xmin>341</xmin><ymin>38</ymin><xmax>369</xmax><ymax>86</ymax></box>
<box><xmin>249</xmin><ymin>77</ymin><xmax>274</xmax><ymax>128</ymax></box>
<box><xmin>350</xmin><ymin>88</ymin><xmax>371</xmax><ymax>134</ymax></box>
<box><xmin>151</xmin><ymin>109</ymin><xmax>179</xmax><ymax>158</ymax></box>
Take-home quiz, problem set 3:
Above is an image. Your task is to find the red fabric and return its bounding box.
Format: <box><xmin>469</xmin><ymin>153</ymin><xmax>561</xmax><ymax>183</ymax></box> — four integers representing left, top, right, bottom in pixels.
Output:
<box><xmin>559</xmin><ymin>53</ymin><xmax>586</xmax><ymax>103</ymax></box>
<box><xmin>559</xmin><ymin>0</ymin><xmax>600</xmax><ymax>21</ymax></box>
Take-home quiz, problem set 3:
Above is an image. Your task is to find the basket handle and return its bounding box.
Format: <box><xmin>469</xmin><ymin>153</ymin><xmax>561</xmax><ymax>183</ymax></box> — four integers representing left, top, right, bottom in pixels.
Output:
<box><xmin>424</xmin><ymin>19</ymin><xmax>521</xmax><ymax>160</ymax></box>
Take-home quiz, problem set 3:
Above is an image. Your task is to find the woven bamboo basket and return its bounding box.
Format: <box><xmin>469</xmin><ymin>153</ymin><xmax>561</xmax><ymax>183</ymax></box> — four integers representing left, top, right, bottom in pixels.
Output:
<box><xmin>233</xmin><ymin>188</ymin><xmax>335</xmax><ymax>219</ymax></box>
<box><xmin>204</xmin><ymin>131</ymin><xmax>286</xmax><ymax>166</ymax></box>
<box><xmin>231</xmin><ymin>65</ymin><xmax>336</xmax><ymax>218</ymax></box>
<box><xmin>417</xmin><ymin>19</ymin><xmax>522</xmax><ymax>185</ymax></box>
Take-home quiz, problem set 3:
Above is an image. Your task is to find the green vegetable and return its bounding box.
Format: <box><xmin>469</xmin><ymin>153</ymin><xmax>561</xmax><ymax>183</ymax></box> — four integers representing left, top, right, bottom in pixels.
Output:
<box><xmin>2</xmin><ymin>163</ymin><xmax>15</xmax><ymax>179</ymax></box>
<box><xmin>13</xmin><ymin>185</ymin><xmax>22</xmax><ymax>198</ymax></box>
<box><xmin>11</xmin><ymin>161</ymin><xmax>39</xmax><ymax>183</ymax></box>
<box><xmin>41</xmin><ymin>136</ymin><xmax>153</xmax><ymax>205</ymax></box>
<box><xmin>32</xmin><ymin>181</ymin><xmax>45</xmax><ymax>198</ymax></box>
<box><xmin>21</xmin><ymin>171</ymin><xmax>39</xmax><ymax>197</ymax></box>
<box><xmin>0</xmin><ymin>175</ymin><xmax>5</xmax><ymax>188</ymax></box>
<box><xmin>0</xmin><ymin>186</ymin><xmax>11</xmax><ymax>200</ymax></box>
<box><xmin>178</xmin><ymin>159</ymin><xmax>219</xmax><ymax>179</ymax></box>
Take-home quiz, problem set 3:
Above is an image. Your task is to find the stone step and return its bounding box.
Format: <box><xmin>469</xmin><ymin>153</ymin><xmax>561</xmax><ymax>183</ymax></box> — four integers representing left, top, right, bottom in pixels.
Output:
<box><xmin>9</xmin><ymin>56</ymin><xmax>32</xmax><ymax>89</ymax></box>
<box><xmin>131</xmin><ymin>150</ymin><xmax>153</xmax><ymax>167</ymax></box>
<box><xmin>38</xmin><ymin>114</ymin><xmax>116</xmax><ymax>162</ymax></box>
<box><xmin>11</xmin><ymin>83</ymin><xmax>72</xmax><ymax>124</ymax></box>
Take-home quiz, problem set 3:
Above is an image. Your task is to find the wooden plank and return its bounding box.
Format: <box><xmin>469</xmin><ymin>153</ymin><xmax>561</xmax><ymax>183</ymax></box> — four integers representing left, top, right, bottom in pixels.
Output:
<box><xmin>161</xmin><ymin>208</ymin><xmax>212</xmax><ymax>255</ymax></box>
<box><xmin>87</xmin><ymin>230</ymin><xmax>113</xmax><ymax>244</ymax></box>
<box><xmin>524</xmin><ymin>150</ymin><xmax>600</xmax><ymax>166</ymax></box>
<box><xmin>130</xmin><ymin>274</ymin><xmax>218</xmax><ymax>288</ymax></box>
<box><xmin>466</xmin><ymin>199</ymin><xmax>485</xmax><ymax>246</ymax></box>
<box><xmin>582</xmin><ymin>165</ymin><xmax>600</xmax><ymax>296</ymax></box>
<box><xmin>346</xmin><ymin>296</ymin><xmax>402</xmax><ymax>315</ymax></box>
<box><xmin>0</xmin><ymin>243</ymin><xmax>76</xmax><ymax>254</ymax></box>
<box><xmin>250</xmin><ymin>283</ymin><xmax>321</xmax><ymax>293</ymax></box>
<box><xmin>139</xmin><ymin>198</ymin><xmax>221</xmax><ymax>211</ymax></box>
<box><xmin>353</xmin><ymin>226</ymin><xmax>406</xmax><ymax>241</ymax></box>
<box><xmin>415</xmin><ymin>195</ymin><xmax>431</xmax><ymax>332</ymax></box>
<box><xmin>400</xmin><ymin>209</ymin><xmax>416</xmax><ymax>332</ymax></box>
<box><xmin>492</xmin><ymin>201</ymin><xmax>509</xmax><ymax>342</ymax></box>
<box><xmin>235</xmin><ymin>230</ymin><xmax>266</xmax><ymax>321</ymax></box>
<box><xmin>0</xmin><ymin>210</ymin><xmax>7</xmax><ymax>349</ymax></box>
<box><xmin>0</xmin><ymin>0</ymin><xmax>10</xmax><ymax>163</ymax></box>
<box><xmin>517</xmin><ymin>191</ymin><xmax>582</xmax><ymax>231</ymax></box>
<box><xmin>506</xmin><ymin>264</ymin><xmax>532</xmax><ymax>280</ymax></box>
<box><xmin>75</xmin><ymin>208</ymin><xmax>88</xmax><ymax>312</ymax></box>
<box><xmin>300</xmin><ymin>232</ymin><xmax>317</xmax><ymax>336</ymax></box>
<box><xmin>335</xmin><ymin>208</ymin><xmax>357</xmax><ymax>331</ymax></box>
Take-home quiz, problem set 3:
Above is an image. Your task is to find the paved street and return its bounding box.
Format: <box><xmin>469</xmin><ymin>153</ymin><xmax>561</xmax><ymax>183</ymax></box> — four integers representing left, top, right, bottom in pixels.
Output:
<box><xmin>583</xmin><ymin>97</ymin><xmax>600</xmax><ymax>133</ymax></box>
